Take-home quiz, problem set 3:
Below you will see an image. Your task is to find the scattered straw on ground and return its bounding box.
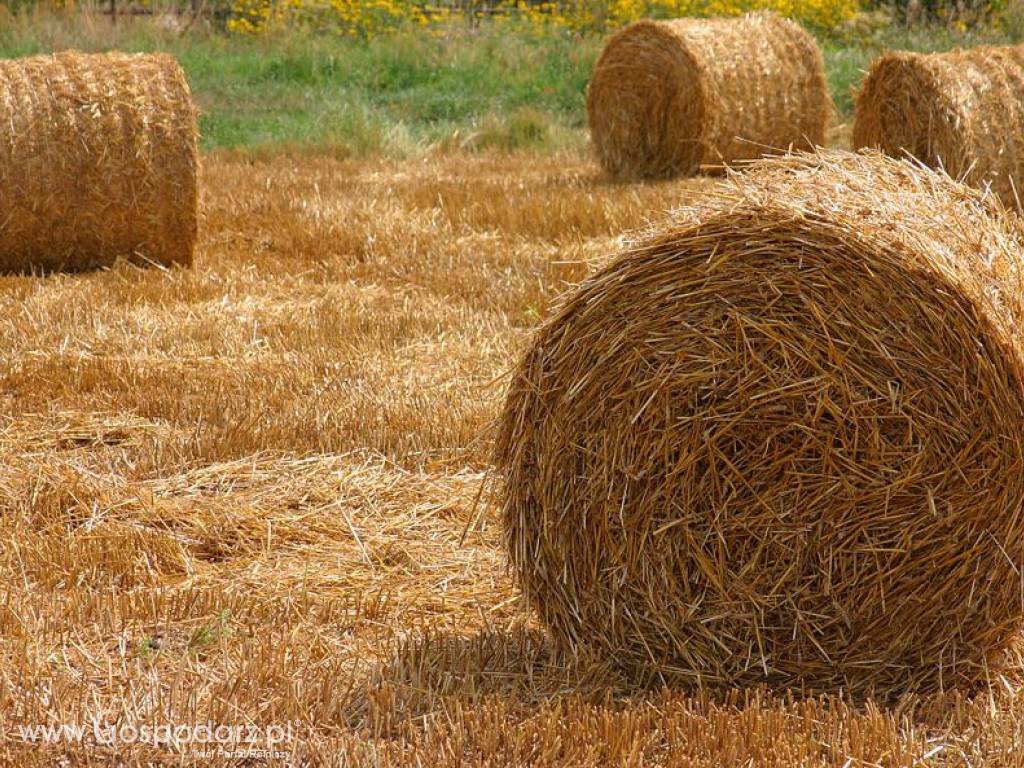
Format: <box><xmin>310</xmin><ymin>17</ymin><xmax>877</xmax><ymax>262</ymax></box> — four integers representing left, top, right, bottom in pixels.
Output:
<box><xmin>2</xmin><ymin>150</ymin><xmax>1024</xmax><ymax>765</ymax></box>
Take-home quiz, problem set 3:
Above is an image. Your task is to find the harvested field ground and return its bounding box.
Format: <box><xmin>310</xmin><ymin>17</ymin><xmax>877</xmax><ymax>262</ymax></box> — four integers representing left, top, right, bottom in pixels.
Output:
<box><xmin>2</xmin><ymin>151</ymin><xmax>1024</xmax><ymax>766</ymax></box>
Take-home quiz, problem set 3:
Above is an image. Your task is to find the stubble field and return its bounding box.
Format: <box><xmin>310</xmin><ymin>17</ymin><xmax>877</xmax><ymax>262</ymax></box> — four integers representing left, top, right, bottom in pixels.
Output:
<box><xmin>3</xmin><ymin>151</ymin><xmax>1024</xmax><ymax>766</ymax></box>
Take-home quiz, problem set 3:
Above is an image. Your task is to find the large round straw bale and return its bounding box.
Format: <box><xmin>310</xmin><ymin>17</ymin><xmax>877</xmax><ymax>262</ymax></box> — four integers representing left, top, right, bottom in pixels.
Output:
<box><xmin>496</xmin><ymin>150</ymin><xmax>1024</xmax><ymax>696</ymax></box>
<box><xmin>586</xmin><ymin>12</ymin><xmax>831</xmax><ymax>179</ymax></box>
<box><xmin>0</xmin><ymin>51</ymin><xmax>198</xmax><ymax>272</ymax></box>
<box><xmin>854</xmin><ymin>45</ymin><xmax>1024</xmax><ymax>209</ymax></box>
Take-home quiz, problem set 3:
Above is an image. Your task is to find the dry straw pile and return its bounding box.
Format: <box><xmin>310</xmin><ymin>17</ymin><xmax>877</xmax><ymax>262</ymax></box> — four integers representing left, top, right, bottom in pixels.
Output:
<box><xmin>854</xmin><ymin>44</ymin><xmax>1024</xmax><ymax>209</ymax></box>
<box><xmin>0</xmin><ymin>51</ymin><xmax>198</xmax><ymax>272</ymax></box>
<box><xmin>496</xmin><ymin>150</ymin><xmax>1024</xmax><ymax>697</ymax></box>
<box><xmin>586</xmin><ymin>12</ymin><xmax>831</xmax><ymax>179</ymax></box>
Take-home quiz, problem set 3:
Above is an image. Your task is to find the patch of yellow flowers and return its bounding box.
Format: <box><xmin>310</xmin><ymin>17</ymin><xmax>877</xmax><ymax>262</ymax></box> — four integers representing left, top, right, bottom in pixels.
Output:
<box><xmin>227</xmin><ymin>0</ymin><xmax>858</xmax><ymax>37</ymax></box>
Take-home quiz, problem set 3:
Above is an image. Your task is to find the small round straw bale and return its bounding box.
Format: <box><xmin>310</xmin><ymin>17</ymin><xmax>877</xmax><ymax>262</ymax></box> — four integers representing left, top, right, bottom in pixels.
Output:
<box><xmin>854</xmin><ymin>45</ymin><xmax>1024</xmax><ymax>209</ymax></box>
<box><xmin>0</xmin><ymin>51</ymin><xmax>198</xmax><ymax>272</ymax></box>
<box><xmin>496</xmin><ymin>150</ymin><xmax>1024</xmax><ymax>696</ymax></box>
<box><xmin>586</xmin><ymin>12</ymin><xmax>831</xmax><ymax>179</ymax></box>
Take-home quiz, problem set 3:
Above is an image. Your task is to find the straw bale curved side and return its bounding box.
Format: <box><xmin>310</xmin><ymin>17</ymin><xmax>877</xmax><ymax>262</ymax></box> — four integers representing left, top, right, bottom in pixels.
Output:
<box><xmin>496</xmin><ymin>150</ymin><xmax>1024</xmax><ymax>696</ymax></box>
<box><xmin>587</xmin><ymin>12</ymin><xmax>831</xmax><ymax>178</ymax></box>
<box><xmin>0</xmin><ymin>51</ymin><xmax>198</xmax><ymax>272</ymax></box>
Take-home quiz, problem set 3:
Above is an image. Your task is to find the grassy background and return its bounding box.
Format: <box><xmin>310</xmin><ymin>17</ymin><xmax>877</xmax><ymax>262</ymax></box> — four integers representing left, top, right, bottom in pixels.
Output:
<box><xmin>1</xmin><ymin>12</ymin><xmax>1021</xmax><ymax>155</ymax></box>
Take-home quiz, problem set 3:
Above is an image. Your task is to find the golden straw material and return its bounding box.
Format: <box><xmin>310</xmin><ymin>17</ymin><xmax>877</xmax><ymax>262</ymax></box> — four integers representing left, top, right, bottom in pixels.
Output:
<box><xmin>586</xmin><ymin>12</ymin><xmax>831</xmax><ymax>179</ymax></box>
<box><xmin>854</xmin><ymin>45</ymin><xmax>1024</xmax><ymax>210</ymax></box>
<box><xmin>496</xmin><ymin>150</ymin><xmax>1024</xmax><ymax>697</ymax></box>
<box><xmin>0</xmin><ymin>51</ymin><xmax>198</xmax><ymax>272</ymax></box>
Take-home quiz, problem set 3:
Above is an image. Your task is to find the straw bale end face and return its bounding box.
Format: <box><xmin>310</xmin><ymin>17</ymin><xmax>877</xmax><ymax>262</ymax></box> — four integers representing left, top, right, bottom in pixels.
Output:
<box><xmin>587</xmin><ymin>12</ymin><xmax>831</xmax><ymax>179</ymax></box>
<box><xmin>586</xmin><ymin>21</ymin><xmax>707</xmax><ymax>179</ymax></box>
<box><xmin>0</xmin><ymin>51</ymin><xmax>198</xmax><ymax>272</ymax></box>
<box><xmin>496</xmin><ymin>151</ymin><xmax>1024</xmax><ymax>697</ymax></box>
<box><xmin>854</xmin><ymin>45</ymin><xmax>1024</xmax><ymax>209</ymax></box>
<box><xmin>853</xmin><ymin>53</ymin><xmax>966</xmax><ymax>177</ymax></box>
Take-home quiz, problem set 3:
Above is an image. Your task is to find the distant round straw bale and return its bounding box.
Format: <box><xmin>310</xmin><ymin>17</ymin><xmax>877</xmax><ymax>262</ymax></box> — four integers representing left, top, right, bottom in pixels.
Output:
<box><xmin>586</xmin><ymin>12</ymin><xmax>831</xmax><ymax>179</ymax></box>
<box><xmin>0</xmin><ymin>51</ymin><xmax>198</xmax><ymax>272</ymax></box>
<box><xmin>496</xmin><ymin>150</ymin><xmax>1024</xmax><ymax>696</ymax></box>
<box><xmin>854</xmin><ymin>45</ymin><xmax>1024</xmax><ymax>209</ymax></box>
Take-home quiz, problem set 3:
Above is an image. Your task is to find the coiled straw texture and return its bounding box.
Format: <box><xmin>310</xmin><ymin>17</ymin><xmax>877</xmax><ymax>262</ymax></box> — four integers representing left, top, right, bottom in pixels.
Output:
<box><xmin>497</xmin><ymin>150</ymin><xmax>1024</xmax><ymax>697</ymax></box>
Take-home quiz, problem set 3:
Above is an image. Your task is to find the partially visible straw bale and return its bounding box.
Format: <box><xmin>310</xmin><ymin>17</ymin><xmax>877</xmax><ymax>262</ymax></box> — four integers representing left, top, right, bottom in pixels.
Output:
<box><xmin>0</xmin><ymin>51</ymin><xmax>198</xmax><ymax>272</ymax></box>
<box><xmin>854</xmin><ymin>45</ymin><xmax>1024</xmax><ymax>209</ymax></box>
<box><xmin>586</xmin><ymin>12</ymin><xmax>831</xmax><ymax>179</ymax></box>
<box><xmin>496</xmin><ymin>150</ymin><xmax>1024</xmax><ymax>697</ymax></box>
